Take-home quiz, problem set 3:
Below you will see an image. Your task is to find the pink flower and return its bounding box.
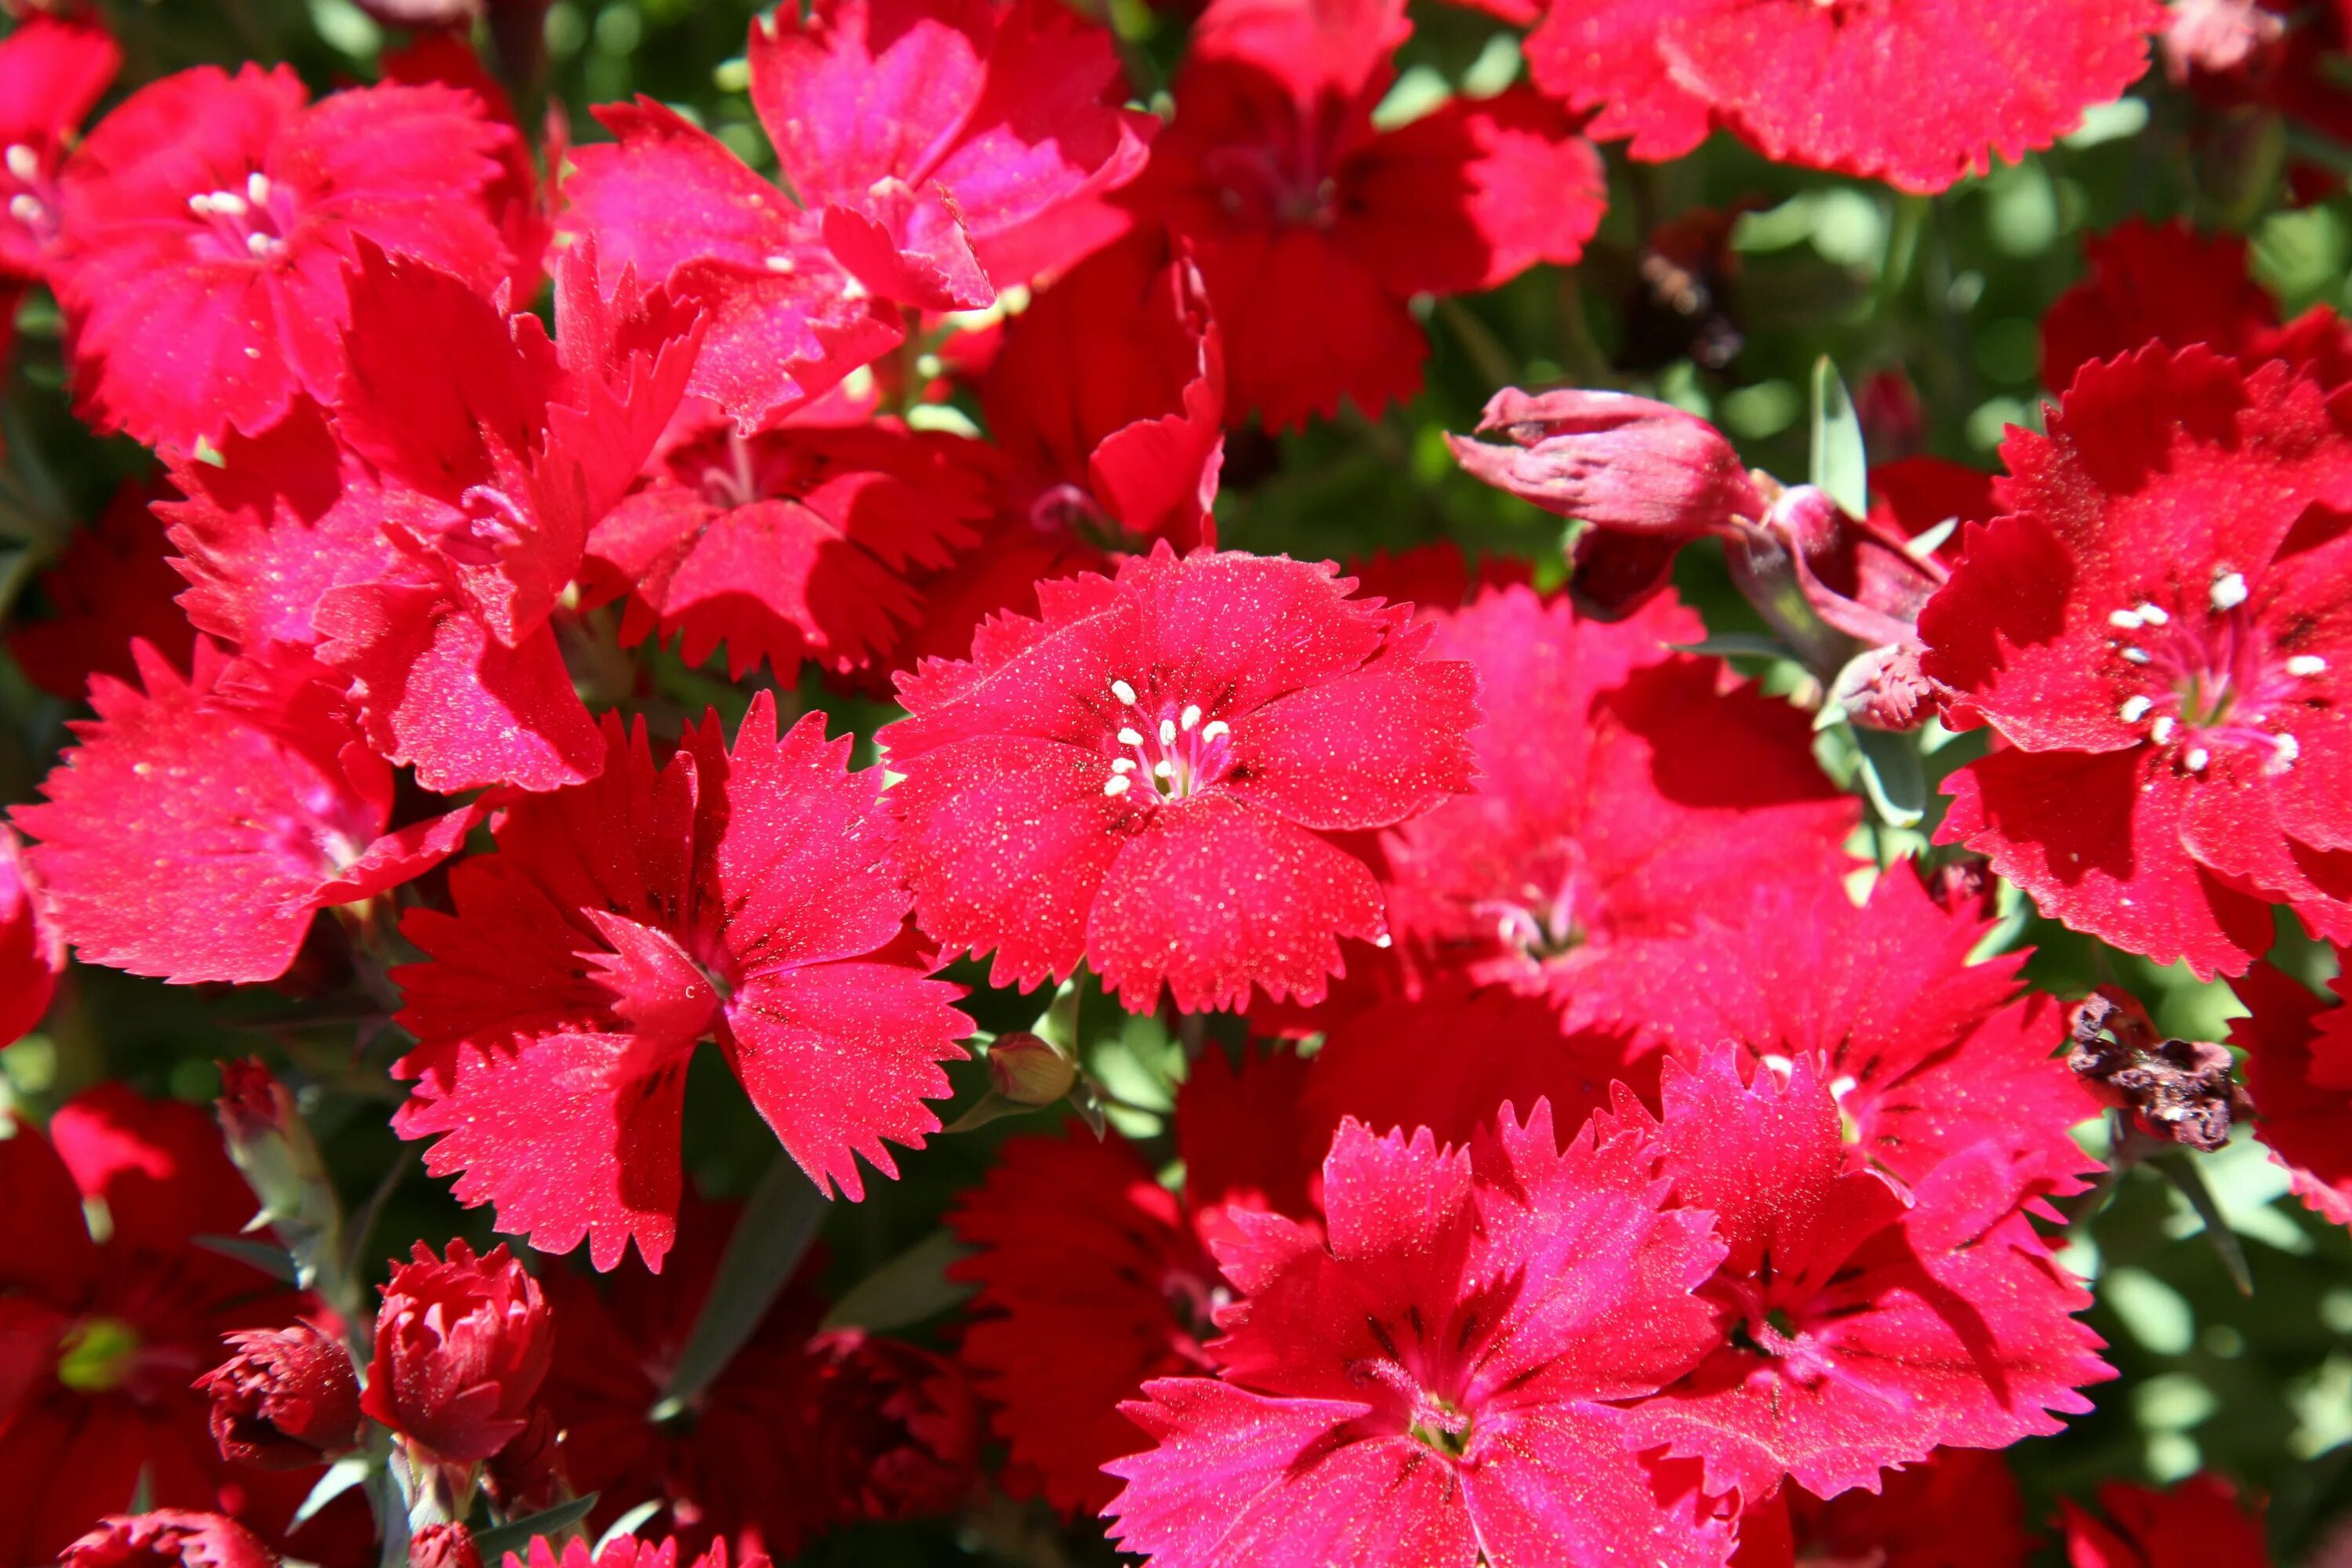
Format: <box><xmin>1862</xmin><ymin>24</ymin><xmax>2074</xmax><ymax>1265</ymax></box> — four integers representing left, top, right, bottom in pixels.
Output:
<box><xmin>979</xmin><ymin>227</ymin><xmax>1225</xmax><ymax>553</ymax></box>
<box><xmin>63</xmin><ymin>1513</ymin><xmax>276</xmax><ymax>1568</ymax></box>
<box><xmin>747</xmin><ymin>0</ymin><xmax>1154</xmax><ymax>310</ymax></box>
<box><xmin>881</xmin><ymin>546</ymin><xmax>1481</xmax><ymax>1012</ymax></box>
<box><xmin>11</xmin><ymin>641</ymin><xmax>480</xmax><ymax>985</ymax></box>
<box><xmin>1374</xmin><ymin>586</ymin><xmax>1855</xmax><ymax>1011</ymax></box>
<box><xmin>1127</xmin><ymin>0</ymin><xmax>1605</xmax><ymax>428</ymax></box>
<box><xmin>583</xmin><ymin>413</ymin><xmax>991</xmax><ymax>683</ymax></box>
<box><xmin>2060</xmin><ymin>1474</ymin><xmax>2270</xmax><ymax>1567</ymax></box>
<box><xmin>1104</xmin><ymin>1105</ymin><xmax>1732</xmax><ymax>1568</ymax></box>
<box><xmin>949</xmin><ymin>1047</ymin><xmax>1317</xmax><ymax>1516</ymax></box>
<box><xmin>2229</xmin><ymin>949</ymin><xmax>2352</xmax><ymax>1227</ymax></box>
<box><xmin>0</xmin><ymin>14</ymin><xmax>119</xmax><ymax>282</ymax></box>
<box><xmin>310</xmin><ymin>242</ymin><xmax>702</xmax><ymax>793</ymax></box>
<box><xmin>1920</xmin><ymin>346</ymin><xmax>2352</xmax><ymax>978</ymax></box>
<box><xmin>1527</xmin><ymin>0</ymin><xmax>2161</xmax><ymax>194</ymax></box>
<box><xmin>391</xmin><ymin>694</ymin><xmax>970</xmax><ymax>1270</ymax></box>
<box><xmin>52</xmin><ymin>65</ymin><xmax>519</xmax><ymax>450</ymax></box>
<box><xmin>0</xmin><ymin>826</ymin><xmax>62</xmax><ymax>1049</ymax></box>
<box><xmin>363</xmin><ymin>1240</ymin><xmax>554</xmax><ymax>1466</ymax></box>
<box><xmin>1616</xmin><ymin>1050</ymin><xmax>2112</xmax><ymax>1506</ymax></box>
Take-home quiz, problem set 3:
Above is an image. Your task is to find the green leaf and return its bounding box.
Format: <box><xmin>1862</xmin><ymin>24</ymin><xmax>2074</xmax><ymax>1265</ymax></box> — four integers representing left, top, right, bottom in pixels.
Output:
<box><xmin>1669</xmin><ymin>634</ymin><xmax>1796</xmax><ymax>662</ymax></box>
<box><xmin>822</xmin><ymin>1230</ymin><xmax>976</xmax><ymax>1332</ymax></box>
<box><xmin>471</xmin><ymin>1495</ymin><xmax>601</xmax><ymax>1559</ymax></box>
<box><xmin>1849</xmin><ymin>724</ymin><xmax>1926</xmax><ymax>829</ymax></box>
<box><xmin>194</xmin><ymin>1232</ymin><xmax>299</xmax><ymax>1283</ymax></box>
<box><xmin>652</xmin><ymin>1160</ymin><xmax>827</xmax><ymax>1417</ymax></box>
<box><xmin>943</xmin><ymin>1088</ymin><xmax>1043</xmax><ymax>1134</ymax></box>
<box><xmin>2156</xmin><ymin>1154</ymin><xmax>2254</xmax><ymax>1297</ymax></box>
<box><xmin>293</xmin><ymin>1454</ymin><xmax>375</xmax><ymax>1526</ymax></box>
<box><xmin>593</xmin><ymin>1503</ymin><xmax>665</xmax><ymax>1555</ymax></box>
<box><xmin>1808</xmin><ymin>356</ymin><xmax>1869</xmax><ymax>519</ymax></box>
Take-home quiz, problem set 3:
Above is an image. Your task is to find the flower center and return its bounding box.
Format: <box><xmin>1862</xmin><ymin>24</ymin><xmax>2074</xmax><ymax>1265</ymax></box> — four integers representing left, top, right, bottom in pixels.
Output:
<box><xmin>1465</xmin><ymin>841</ymin><xmax>1589</xmax><ymax>960</ymax></box>
<box><xmin>1101</xmin><ymin>679</ymin><xmax>1234</xmax><ymax>802</ymax></box>
<box><xmin>185</xmin><ymin>171</ymin><xmax>293</xmax><ymax>263</ymax></box>
<box><xmin>4</xmin><ymin>141</ymin><xmax>60</xmax><ymax>248</ymax></box>
<box><xmin>56</xmin><ymin>1316</ymin><xmax>142</xmax><ymax>1393</ymax></box>
<box><xmin>1202</xmin><ymin>128</ymin><xmax>1341</xmax><ymax>230</ymax></box>
<box><xmin>2103</xmin><ymin>564</ymin><xmax>2322</xmax><ymax>777</ymax></box>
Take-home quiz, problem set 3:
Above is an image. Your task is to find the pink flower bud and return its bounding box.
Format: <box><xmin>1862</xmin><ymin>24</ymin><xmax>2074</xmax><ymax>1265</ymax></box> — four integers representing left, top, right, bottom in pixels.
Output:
<box><xmin>63</xmin><ymin>1513</ymin><xmax>277</xmax><ymax>1568</ymax></box>
<box><xmin>195</xmin><ymin>1319</ymin><xmax>363</xmax><ymax>1469</ymax></box>
<box><xmin>408</xmin><ymin>1525</ymin><xmax>481</xmax><ymax>1568</ymax></box>
<box><xmin>985</xmin><ymin>1032</ymin><xmax>1076</xmax><ymax>1105</ymax></box>
<box><xmin>364</xmin><ymin>1240</ymin><xmax>554</xmax><ymax>1465</ymax></box>
<box><xmin>1447</xmin><ymin>387</ymin><xmax>1765</xmax><ymax>539</ymax></box>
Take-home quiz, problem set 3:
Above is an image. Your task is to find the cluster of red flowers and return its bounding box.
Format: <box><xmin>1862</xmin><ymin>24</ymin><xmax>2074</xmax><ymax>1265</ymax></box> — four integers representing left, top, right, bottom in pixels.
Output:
<box><xmin>0</xmin><ymin>0</ymin><xmax>2344</xmax><ymax>1563</ymax></box>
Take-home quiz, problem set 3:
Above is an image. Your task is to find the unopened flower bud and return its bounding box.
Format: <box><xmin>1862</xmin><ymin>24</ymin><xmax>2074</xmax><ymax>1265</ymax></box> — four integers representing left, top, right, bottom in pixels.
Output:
<box><xmin>213</xmin><ymin>1058</ymin><xmax>336</xmax><ymax>1244</ymax></box>
<box><xmin>1827</xmin><ymin>644</ymin><xmax>1938</xmax><ymax>732</ymax></box>
<box><xmin>408</xmin><ymin>1524</ymin><xmax>481</xmax><ymax>1568</ymax></box>
<box><xmin>985</xmin><ymin>1033</ymin><xmax>1076</xmax><ymax>1105</ymax></box>
<box><xmin>64</xmin><ymin>1512</ymin><xmax>278</xmax><ymax>1568</ymax></box>
<box><xmin>196</xmin><ymin>1320</ymin><xmax>364</xmax><ymax>1469</ymax></box>
<box><xmin>364</xmin><ymin>1240</ymin><xmax>553</xmax><ymax>1465</ymax></box>
<box><xmin>1448</xmin><ymin>387</ymin><xmax>1766</xmax><ymax>539</ymax></box>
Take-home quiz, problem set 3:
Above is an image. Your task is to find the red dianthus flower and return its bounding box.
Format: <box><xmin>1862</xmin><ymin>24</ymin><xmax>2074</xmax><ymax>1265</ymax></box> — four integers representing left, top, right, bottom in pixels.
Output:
<box><xmin>6</xmin><ymin>482</ymin><xmax>198</xmax><ymax>702</ymax></box>
<box><xmin>0</xmin><ymin>824</ymin><xmax>61</xmax><ymax>1048</ymax></box>
<box><xmin>0</xmin><ymin>14</ymin><xmax>119</xmax><ymax>284</ymax></box>
<box><xmin>1616</xmin><ymin>1050</ymin><xmax>2111</xmax><ymax>1507</ymax></box>
<box><xmin>52</xmin><ymin>64</ymin><xmax>520</xmax><ymax>451</ymax></box>
<box><xmin>63</xmin><ymin>1513</ymin><xmax>275</xmax><ymax>1568</ymax></box>
<box><xmin>2059</xmin><ymin>1474</ymin><xmax>2269</xmax><ymax>1567</ymax></box>
<box><xmin>1105</xmin><ymin>1102</ymin><xmax>1731</xmax><ymax>1568</ymax></box>
<box><xmin>881</xmin><ymin>546</ymin><xmax>1481</xmax><ymax>1012</ymax></box>
<box><xmin>1126</xmin><ymin>0</ymin><xmax>1604</xmax><ymax>428</ymax></box>
<box><xmin>2229</xmin><ymin>949</ymin><xmax>2352</xmax><ymax>1226</ymax></box>
<box><xmin>1920</xmin><ymin>346</ymin><xmax>2352</xmax><ymax>978</ymax></box>
<box><xmin>1526</xmin><ymin>0</ymin><xmax>2161</xmax><ymax>194</ymax></box>
<box><xmin>392</xmin><ymin>695</ymin><xmax>969</xmax><ymax>1270</ymax></box>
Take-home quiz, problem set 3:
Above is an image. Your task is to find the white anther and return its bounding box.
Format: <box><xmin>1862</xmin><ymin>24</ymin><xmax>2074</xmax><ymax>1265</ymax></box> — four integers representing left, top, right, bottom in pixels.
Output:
<box><xmin>2273</xmin><ymin>734</ymin><xmax>2301</xmax><ymax>771</ymax></box>
<box><xmin>2185</xmin><ymin>746</ymin><xmax>2211</xmax><ymax>772</ymax></box>
<box><xmin>245</xmin><ymin>232</ymin><xmax>274</xmax><ymax>257</ymax></box>
<box><xmin>1153</xmin><ymin>760</ymin><xmax>1174</xmax><ymax>779</ymax></box>
<box><xmin>2108</xmin><ymin>608</ymin><xmax>2144</xmax><ymax>630</ymax></box>
<box><xmin>1201</xmin><ymin>720</ymin><xmax>1229</xmax><ymax>742</ymax></box>
<box><xmin>6</xmin><ymin>194</ymin><xmax>38</xmax><ymax>224</ymax></box>
<box><xmin>1111</xmin><ymin>679</ymin><xmax>1138</xmax><ymax>705</ymax></box>
<box><xmin>209</xmin><ymin>189</ymin><xmax>248</xmax><ymax>216</ymax></box>
<box><xmin>840</xmin><ymin>276</ymin><xmax>869</xmax><ymax>301</ymax></box>
<box><xmin>1117</xmin><ymin>728</ymin><xmax>1144</xmax><ymax>747</ymax></box>
<box><xmin>2122</xmin><ymin>647</ymin><xmax>2153</xmax><ymax>664</ymax></box>
<box><xmin>246</xmin><ymin>171</ymin><xmax>270</xmax><ymax>205</ymax></box>
<box><xmin>2288</xmin><ymin>655</ymin><xmax>2328</xmax><ymax>677</ymax></box>
<box><xmin>187</xmin><ymin>192</ymin><xmax>213</xmax><ymax>216</ymax></box>
<box><xmin>764</xmin><ymin>254</ymin><xmax>797</xmax><ymax>274</ymax></box>
<box><xmin>1181</xmin><ymin>704</ymin><xmax>1202</xmax><ymax>731</ymax></box>
<box><xmin>1159</xmin><ymin>719</ymin><xmax>1177</xmax><ymax>746</ymax></box>
<box><xmin>2212</xmin><ymin>571</ymin><xmax>2249</xmax><ymax>611</ymax></box>
<box><xmin>1111</xmin><ymin>758</ymin><xmax>1134</xmax><ymax>774</ymax></box>
<box><xmin>4</xmin><ymin>144</ymin><xmax>35</xmax><ymax>183</ymax></box>
<box><xmin>1374</xmin><ymin>933</ymin><xmax>1393</xmax><ymax>949</ymax></box>
<box><xmin>2153</xmin><ymin>716</ymin><xmax>2178</xmax><ymax>744</ymax></box>
<box><xmin>2120</xmin><ymin>695</ymin><xmax>2153</xmax><ymax>723</ymax></box>
<box><xmin>1829</xmin><ymin>1073</ymin><xmax>1859</xmax><ymax>1102</ymax></box>
<box><xmin>2136</xmin><ymin>602</ymin><xmax>2169</xmax><ymax>626</ymax></box>
<box><xmin>1103</xmin><ymin>775</ymin><xmax>1131</xmax><ymax>797</ymax></box>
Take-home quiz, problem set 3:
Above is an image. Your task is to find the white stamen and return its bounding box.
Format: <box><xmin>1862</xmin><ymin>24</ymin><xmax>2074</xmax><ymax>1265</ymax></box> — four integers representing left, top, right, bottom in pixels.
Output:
<box><xmin>245</xmin><ymin>232</ymin><xmax>274</xmax><ymax>257</ymax></box>
<box><xmin>2272</xmin><ymin>734</ymin><xmax>2301</xmax><ymax>771</ymax></box>
<box><xmin>3</xmin><ymin>144</ymin><xmax>35</xmax><ymax>183</ymax></box>
<box><xmin>2153</xmin><ymin>716</ymin><xmax>2177</xmax><ymax>744</ymax></box>
<box><xmin>1159</xmin><ymin>719</ymin><xmax>1177</xmax><ymax>746</ymax></box>
<box><xmin>1153</xmin><ymin>760</ymin><xmax>1174</xmax><ymax>779</ymax></box>
<box><xmin>2122</xmin><ymin>647</ymin><xmax>2153</xmax><ymax>664</ymax></box>
<box><xmin>2288</xmin><ymin>655</ymin><xmax>2328</xmax><ymax>677</ymax></box>
<box><xmin>1829</xmin><ymin>1073</ymin><xmax>1859</xmax><ymax>1102</ymax></box>
<box><xmin>1116</xmin><ymin>728</ymin><xmax>1144</xmax><ymax>747</ymax></box>
<box><xmin>840</xmin><ymin>276</ymin><xmax>869</xmax><ymax>302</ymax></box>
<box><xmin>2211</xmin><ymin>571</ymin><xmax>2249</xmax><ymax>611</ymax></box>
<box><xmin>1181</xmin><ymin>704</ymin><xmax>1202</xmax><ymax>731</ymax></box>
<box><xmin>208</xmin><ymin>189</ymin><xmax>248</xmax><ymax>216</ymax></box>
<box><xmin>1111</xmin><ymin>758</ymin><xmax>1134</xmax><ymax>774</ymax></box>
<box><xmin>2108</xmin><ymin>608</ymin><xmax>2144</xmax><ymax>630</ymax></box>
<box><xmin>2136</xmin><ymin>602</ymin><xmax>2169</xmax><ymax>626</ymax></box>
<box><xmin>2185</xmin><ymin>746</ymin><xmax>2211</xmax><ymax>772</ymax></box>
<box><xmin>1111</xmin><ymin>679</ymin><xmax>1138</xmax><ymax>706</ymax></box>
<box><xmin>187</xmin><ymin>192</ymin><xmax>214</xmax><ymax>216</ymax></box>
<box><xmin>1373</xmin><ymin>933</ymin><xmax>1392</xmax><ymax>949</ymax></box>
<box><xmin>764</xmin><ymin>254</ymin><xmax>797</xmax><ymax>274</ymax></box>
<box><xmin>1103</xmin><ymin>775</ymin><xmax>1131</xmax><ymax>797</ymax></box>
<box><xmin>1200</xmin><ymin>720</ymin><xmax>1229</xmax><ymax>742</ymax></box>
<box><xmin>6</xmin><ymin>194</ymin><xmax>38</xmax><ymax>224</ymax></box>
<box><xmin>246</xmin><ymin>171</ymin><xmax>270</xmax><ymax>205</ymax></box>
<box><xmin>2120</xmin><ymin>695</ymin><xmax>2153</xmax><ymax>723</ymax></box>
